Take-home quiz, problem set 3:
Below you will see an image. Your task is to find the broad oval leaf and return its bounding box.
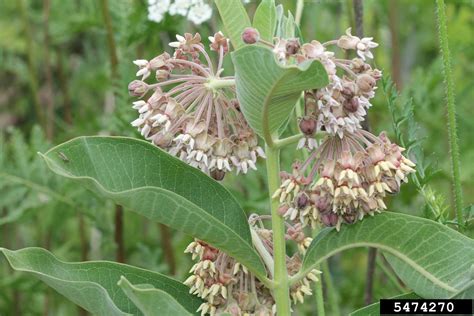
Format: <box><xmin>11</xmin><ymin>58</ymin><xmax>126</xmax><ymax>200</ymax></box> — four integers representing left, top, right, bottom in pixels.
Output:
<box><xmin>0</xmin><ymin>247</ymin><xmax>202</xmax><ymax>315</ymax></box>
<box><xmin>39</xmin><ymin>136</ymin><xmax>267</xmax><ymax>279</ymax></box>
<box><xmin>350</xmin><ymin>293</ymin><xmax>420</xmax><ymax>316</ymax></box>
<box><xmin>302</xmin><ymin>212</ymin><xmax>474</xmax><ymax>299</ymax></box>
<box><xmin>118</xmin><ymin>277</ymin><xmax>193</xmax><ymax>316</ymax></box>
<box><xmin>232</xmin><ymin>45</ymin><xmax>328</xmax><ymax>138</ymax></box>
<box><xmin>215</xmin><ymin>0</ymin><xmax>251</xmax><ymax>50</ymax></box>
<box><xmin>252</xmin><ymin>0</ymin><xmax>276</xmax><ymax>42</ymax></box>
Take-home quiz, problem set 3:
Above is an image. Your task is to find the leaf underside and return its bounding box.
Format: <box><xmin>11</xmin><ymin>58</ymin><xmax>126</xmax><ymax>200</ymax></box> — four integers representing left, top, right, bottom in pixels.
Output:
<box><xmin>0</xmin><ymin>247</ymin><xmax>201</xmax><ymax>315</ymax></box>
<box><xmin>40</xmin><ymin>136</ymin><xmax>267</xmax><ymax>279</ymax></box>
<box><xmin>302</xmin><ymin>212</ymin><xmax>474</xmax><ymax>298</ymax></box>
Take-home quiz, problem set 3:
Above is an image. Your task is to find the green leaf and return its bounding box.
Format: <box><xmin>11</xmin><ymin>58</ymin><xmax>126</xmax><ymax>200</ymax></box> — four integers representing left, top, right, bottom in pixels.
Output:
<box><xmin>232</xmin><ymin>46</ymin><xmax>328</xmax><ymax>139</ymax></box>
<box><xmin>275</xmin><ymin>4</ymin><xmax>284</xmax><ymax>38</ymax></box>
<box><xmin>284</xmin><ymin>11</ymin><xmax>295</xmax><ymax>38</ymax></box>
<box><xmin>215</xmin><ymin>0</ymin><xmax>251</xmax><ymax>50</ymax></box>
<box><xmin>39</xmin><ymin>136</ymin><xmax>267</xmax><ymax>280</ymax></box>
<box><xmin>349</xmin><ymin>293</ymin><xmax>420</xmax><ymax>316</ymax></box>
<box><xmin>301</xmin><ymin>212</ymin><xmax>474</xmax><ymax>298</ymax></box>
<box><xmin>252</xmin><ymin>0</ymin><xmax>276</xmax><ymax>42</ymax></box>
<box><xmin>0</xmin><ymin>247</ymin><xmax>201</xmax><ymax>315</ymax></box>
<box><xmin>118</xmin><ymin>277</ymin><xmax>193</xmax><ymax>316</ymax></box>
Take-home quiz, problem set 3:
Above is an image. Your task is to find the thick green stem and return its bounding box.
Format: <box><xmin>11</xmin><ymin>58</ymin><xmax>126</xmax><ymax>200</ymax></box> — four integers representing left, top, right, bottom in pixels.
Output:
<box><xmin>265</xmin><ymin>144</ymin><xmax>291</xmax><ymax>315</ymax></box>
<box><xmin>436</xmin><ymin>0</ymin><xmax>464</xmax><ymax>229</ymax></box>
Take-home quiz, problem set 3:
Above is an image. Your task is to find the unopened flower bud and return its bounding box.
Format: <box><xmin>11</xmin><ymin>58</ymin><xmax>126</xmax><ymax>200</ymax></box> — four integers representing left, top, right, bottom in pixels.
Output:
<box><xmin>337</xmin><ymin>35</ymin><xmax>359</xmax><ymax>50</ymax></box>
<box><xmin>369</xmin><ymin>69</ymin><xmax>382</xmax><ymax>80</ymax></box>
<box><xmin>321</xmin><ymin>213</ymin><xmax>338</xmax><ymax>227</ymax></box>
<box><xmin>343</xmin><ymin>213</ymin><xmax>357</xmax><ymax>224</ymax></box>
<box><xmin>296</xmin><ymin>193</ymin><xmax>309</xmax><ymax>209</ymax></box>
<box><xmin>299</xmin><ymin>117</ymin><xmax>317</xmax><ymax>135</ymax></box>
<box><xmin>314</xmin><ymin>196</ymin><xmax>331</xmax><ymax>213</ymax></box>
<box><xmin>343</xmin><ymin>97</ymin><xmax>359</xmax><ymax>113</ymax></box>
<box><xmin>286</xmin><ymin>38</ymin><xmax>301</xmax><ymax>55</ymax></box>
<box><xmin>278</xmin><ymin>205</ymin><xmax>289</xmax><ymax>216</ymax></box>
<box><xmin>242</xmin><ymin>27</ymin><xmax>260</xmax><ymax>44</ymax></box>
<box><xmin>211</xmin><ymin>169</ymin><xmax>226</xmax><ymax>181</ymax></box>
<box><xmin>155</xmin><ymin>69</ymin><xmax>170</xmax><ymax>81</ymax></box>
<box><xmin>128</xmin><ymin>80</ymin><xmax>148</xmax><ymax>97</ymax></box>
<box><xmin>149</xmin><ymin>52</ymin><xmax>170</xmax><ymax>70</ymax></box>
<box><xmin>356</xmin><ymin>74</ymin><xmax>376</xmax><ymax>93</ymax></box>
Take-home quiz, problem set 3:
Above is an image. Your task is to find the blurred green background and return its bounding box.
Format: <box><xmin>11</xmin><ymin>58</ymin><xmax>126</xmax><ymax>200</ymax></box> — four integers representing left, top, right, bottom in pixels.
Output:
<box><xmin>0</xmin><ymin>0</ymin><xmax>473</xmax><ymax>315</ymax></box>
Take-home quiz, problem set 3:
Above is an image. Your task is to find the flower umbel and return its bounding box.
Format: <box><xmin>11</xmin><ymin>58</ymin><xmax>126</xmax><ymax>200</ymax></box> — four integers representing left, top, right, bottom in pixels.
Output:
<box><xmin>184</xmin><ymin>216</ymin><xmax>321</xmax><ymax>315</ymax></box>
<box><xmin>129</xmin><ymin>32</ymin><xmax>265</xmax><ymax>180</ymax></box>
<box><xmin>247</xmin><ymin>27</ymin><xmax>416</xmax><ymax>229</ymax></box>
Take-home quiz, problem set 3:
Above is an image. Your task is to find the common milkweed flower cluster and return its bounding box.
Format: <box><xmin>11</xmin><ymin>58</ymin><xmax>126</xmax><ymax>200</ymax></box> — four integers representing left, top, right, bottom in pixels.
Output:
<box><xmin>242</xmin><ymin>27</ymin><xmax>416</xmax><ymax>230</ymax></box>
<box><xmin>128</xmin><ymin>32</ymin><xmax>265</xmax><ymax>180</ymax></box>
<box><xmin>183</xmin><ymin>215</ymin><xmax>321</xmax><ymax>315</ymax></box>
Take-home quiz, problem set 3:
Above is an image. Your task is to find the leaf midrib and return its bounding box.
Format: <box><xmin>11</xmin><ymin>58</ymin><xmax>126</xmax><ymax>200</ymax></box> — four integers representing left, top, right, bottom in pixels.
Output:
<box><xmin>40</xmin><ymin>153</ymin><xmax>267</xmax><ymax>279</ymax></box>
<box><xmin>0</xmin><ymin>248</ymin><xmax>130</xmax><ymax>315</ymax></box>
<box><xmin>303</xmin><ymin>242</ymin><xmax>458</xmax><ymax>293</ymax></box>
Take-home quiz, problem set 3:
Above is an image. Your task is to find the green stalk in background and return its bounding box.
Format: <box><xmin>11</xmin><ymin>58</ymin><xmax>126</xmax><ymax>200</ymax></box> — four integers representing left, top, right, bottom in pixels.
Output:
<box><xmin>436</xmin><ymin>0</ymin><xmax>464</xmax><ymax>229</ymax></box>
<box><xmin>18</xmin><ymin>0</ymin><xmax>45</xmax><ymax>130</ymax></box>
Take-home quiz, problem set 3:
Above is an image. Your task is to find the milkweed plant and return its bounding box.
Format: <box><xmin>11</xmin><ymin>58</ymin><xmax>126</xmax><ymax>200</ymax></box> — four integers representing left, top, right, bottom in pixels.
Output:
<box><xmin>2</xmin><ymin>1</ymin><xmax>472</xmax><ymax>316</ymax></box>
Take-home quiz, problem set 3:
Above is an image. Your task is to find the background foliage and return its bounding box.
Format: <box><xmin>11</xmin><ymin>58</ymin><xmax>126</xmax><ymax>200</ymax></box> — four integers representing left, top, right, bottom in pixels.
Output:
<box><xmin>0</xmin><ymin>0</ymin><xmax>473</xmax><ymax>315</ymax></box>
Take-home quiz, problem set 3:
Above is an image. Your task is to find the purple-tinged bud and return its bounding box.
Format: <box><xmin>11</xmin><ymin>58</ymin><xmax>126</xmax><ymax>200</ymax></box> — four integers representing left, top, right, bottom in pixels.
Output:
<box><xmin>241</xmin><ymin>27</ymin><xmax>260</xmax><ymax>44</ymax></box>
<box><xmin>314</xmin><ymin>196</ymin><xmax>331</xmax><ymax>213</ymax></box>
<box><xmin>356</xmin><ymin>74</ymin><xmax>376</xmax><ymax>93</ymax></box>
<box><xmin>211</xmin><ymin>169</ymin><xmax>226</xmax><ymax>181</ymax></box>
<box><xmin>343</xmin><ymin>213</ymin><xmax>357</xmax><ymax>224</ymax></box>
<box><xmin>128</xmin><ymin>80</ymin><xmax>148</xmax><ymax>97</ymax></box>
<box><xmin>299</xmin><ymin>117</ymin><xmax>317</xmax><ymax>135</ymax></box>
<box><xmin>296</xmin><ymin>193</ymin><xmax>309</xmax><ymax>209</ymax></box>
<box><xmin>278</xmin><ymin>205</ymin><xmax>289</xmax><ymax>216</ymax></box>
<box><xmin>285</xmin><ymin>38</ymin><xmax>301</xmax><ymax>55</ymax></box>
<box><xmin>321</xmin><ymin>213</ymin><xmax>338</xmax><ymax>227</ymax></box>
<box><xmin>343</xmin><ymin>97</ymin><xmax>359</xmax><ymax>113</ymax></box>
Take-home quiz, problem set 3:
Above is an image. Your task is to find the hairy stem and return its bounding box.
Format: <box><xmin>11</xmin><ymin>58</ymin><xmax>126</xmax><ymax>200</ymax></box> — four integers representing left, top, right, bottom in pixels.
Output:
<box><xmin>436</xmin><ymin>0</ymin><xmax>464</xmax><ymax>229</ymax></box>
<box><xmin>265</xmin><ymin>144</ymin><xmax>291</xmax><ymax>315</ymax></box>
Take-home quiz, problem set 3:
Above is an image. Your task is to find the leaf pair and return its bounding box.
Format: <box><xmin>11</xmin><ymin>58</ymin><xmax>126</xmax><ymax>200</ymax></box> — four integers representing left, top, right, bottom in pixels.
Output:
<box><xmin>3</xmin><ymin>137</ymin><xmax>473</xmax><ymax>315</ymax></box>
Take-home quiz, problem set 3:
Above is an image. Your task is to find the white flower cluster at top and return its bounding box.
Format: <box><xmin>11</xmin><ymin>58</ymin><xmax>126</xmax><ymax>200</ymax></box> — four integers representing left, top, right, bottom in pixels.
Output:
<box><xmin>147</xmin><ymin>0</ymin><xmax>251</xmax><ymax>25</ymax></box>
